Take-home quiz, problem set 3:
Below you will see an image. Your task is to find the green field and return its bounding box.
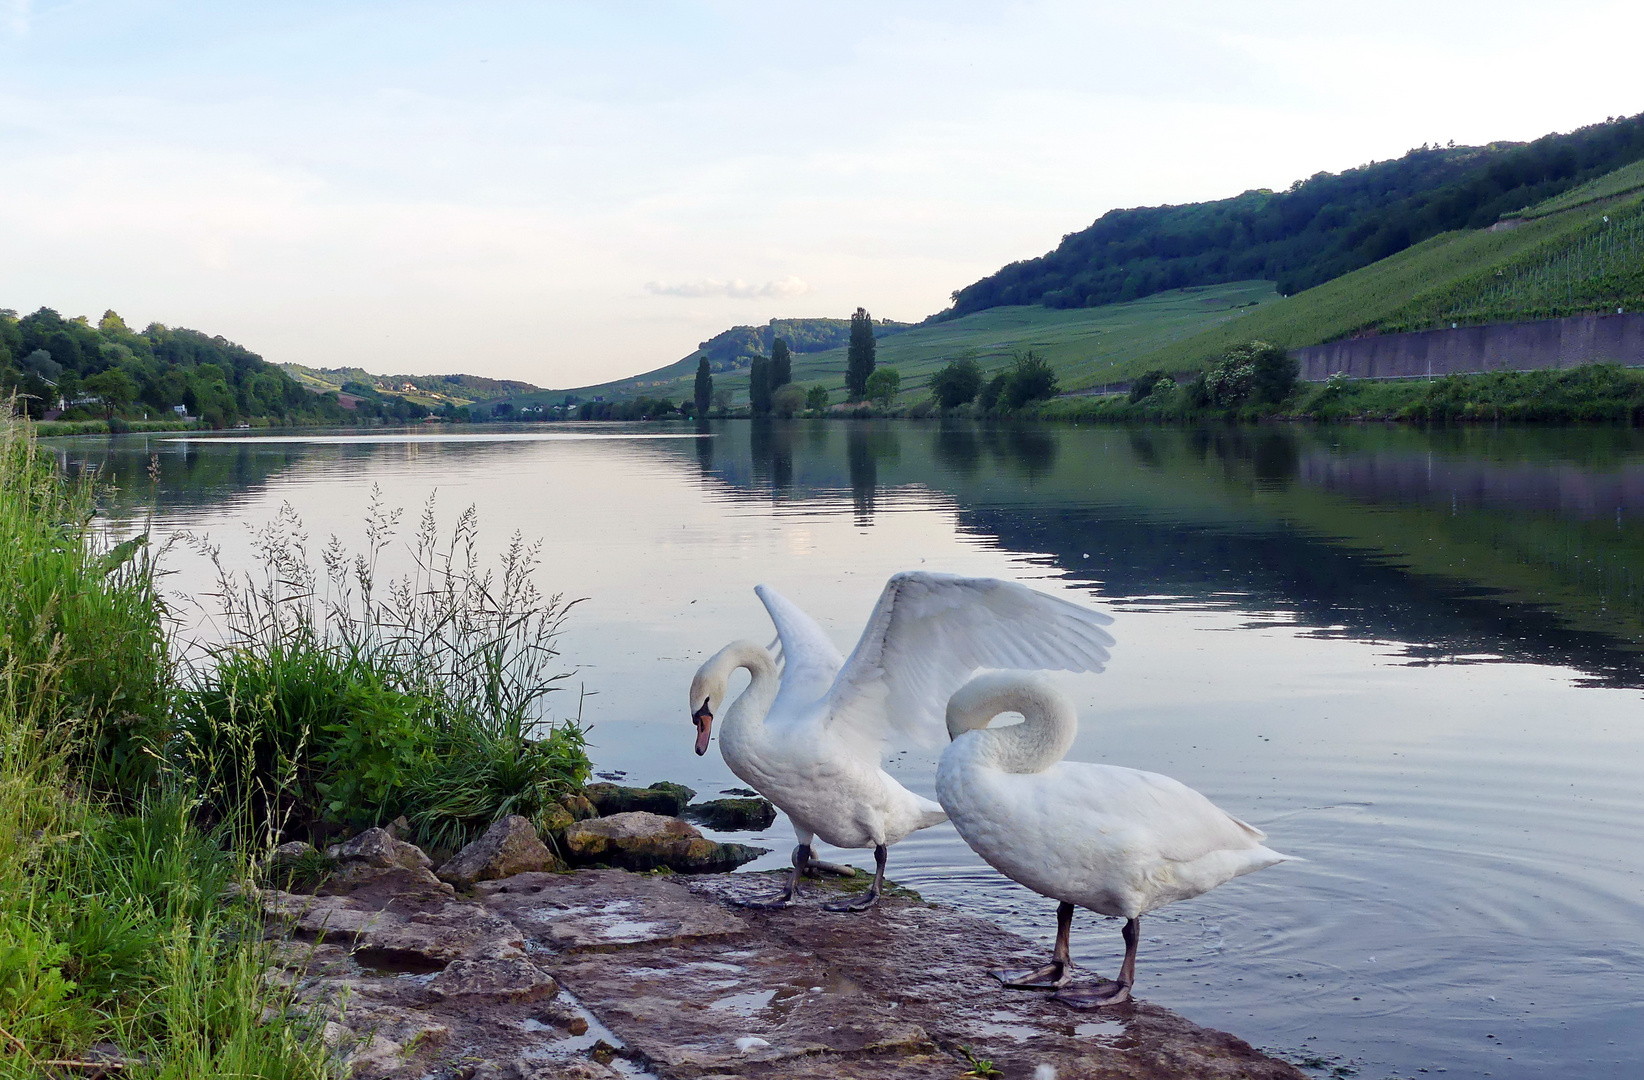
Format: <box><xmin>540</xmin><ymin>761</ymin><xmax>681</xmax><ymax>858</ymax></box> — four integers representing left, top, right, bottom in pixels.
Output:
<box><xmin>511</xmin><ymin>280</ymin><xmax>1278</xmax><ymax>410</ymax></box>
<box><xmin>1131</xmin><ymin>179</ymin><xmax>1644</xmax><ymax>376</ymax></box>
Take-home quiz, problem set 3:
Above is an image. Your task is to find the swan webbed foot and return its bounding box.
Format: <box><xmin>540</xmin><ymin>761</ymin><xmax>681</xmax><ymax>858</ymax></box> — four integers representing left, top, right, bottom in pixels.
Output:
<box><xmin>991</xmin><ymin>962</ymin><xmax>1072</xmax><ymax>990</ymax></box>
<box><xmin>1053</xmin><ymin>979</ymin><xmax>1131</xmax><ymax>1009</ymax></box>
<box><xmin>821</xmin><ymin>884</ymin><xmax>880</xmax><ymax>912</ymax></box>
<box><xmin>822</xmin><ymin>843</ymin><xmax>886</xmax><ymax>912</ymax></box>
<box><xmin>731</xmin><ymin>891</ymin><xmax>797</xmax><ymax>910</ymax></box>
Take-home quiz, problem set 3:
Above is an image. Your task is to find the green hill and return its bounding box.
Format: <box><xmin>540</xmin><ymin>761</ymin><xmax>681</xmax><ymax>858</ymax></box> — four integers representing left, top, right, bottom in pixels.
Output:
<box><xmin>2</xmin><ymin>307</ymin><xmax>344</xmax><ymax>427</ymax></box>
<box><xmin>1130</xmin><ymin>163</ymin><xmax>1644</xmax><ymax>377</ymax></box>
<box><xmin>945</xmin><ymin>111</ymin><xmax>1644</xmax><ymax>317</ymax></box>
<box><xmin>281</xmin><ymin>364</ymin><xmax>539</xmax><ymax>408</ymax></box>
<box><xmin>494</xmin><ymin>281</ymin><xmax>1277</xmax><ymax>413</ymax></box>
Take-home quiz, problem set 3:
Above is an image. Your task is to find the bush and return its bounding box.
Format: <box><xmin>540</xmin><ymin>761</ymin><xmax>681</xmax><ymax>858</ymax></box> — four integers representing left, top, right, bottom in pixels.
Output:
<box><xmin>930</xmin><ymin>358</ymin><xmax>983</xmax><ymax>409</ymax></box>
<box><xmin>177</xmin><ymin>491</ymin><xmax>589</xmax><ymax>850</ymax></box>
<box><xmin>772</xmin><ymin>383</ymin><xmax>806</xmax><ymax>419</ymax></box>
<box><xmin>1005</xmin><ymin>351</ymin><xmax>1059</xmax><ymax>409</ymax></box>
<box><xmin>864</xmin><ymin>367</ymin><xmax>901</xmax><ymax>407</ymax></box>
<box><xmin>1128</xmin><ymin>369</ymin><xmax>1172</xmax><ymax>403</ymax></box>
<box><xmin>979</xmin><ymin>373</ymin><xmax>1011</xmax><ymax>412</ymax></box>
<box><xmin>804</xmin><ymin>385</ymin><xmax>830</xmax><ymax>412</ymax></box>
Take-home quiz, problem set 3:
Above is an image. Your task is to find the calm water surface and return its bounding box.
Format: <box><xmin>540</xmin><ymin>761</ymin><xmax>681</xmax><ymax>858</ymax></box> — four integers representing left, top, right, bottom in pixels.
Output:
<box><xmin>54</xmin><ymin>421</ymin><xmax>1644</xmax><ymax>1080</ymax></box>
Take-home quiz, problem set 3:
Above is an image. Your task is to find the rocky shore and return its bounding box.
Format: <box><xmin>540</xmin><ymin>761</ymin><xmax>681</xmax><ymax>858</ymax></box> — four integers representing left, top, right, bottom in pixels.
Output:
<box><xmin>261</xmin><ymin>815</ymin><xmax>1305</xmax><ymax>1080</ymax></box>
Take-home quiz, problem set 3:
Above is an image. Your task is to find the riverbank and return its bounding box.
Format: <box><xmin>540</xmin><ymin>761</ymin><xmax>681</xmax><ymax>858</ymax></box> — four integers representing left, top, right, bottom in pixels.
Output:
<box><xmin>266</xmin><ymin>842</ymin><xmax>1308</xmax><ymax>1080</ymax></box>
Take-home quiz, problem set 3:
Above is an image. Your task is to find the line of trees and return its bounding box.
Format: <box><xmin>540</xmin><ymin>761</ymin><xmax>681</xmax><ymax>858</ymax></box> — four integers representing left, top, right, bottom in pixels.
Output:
<box><xmin>946</xmin><ymin>111</ymin><xmax>1644</xmax><ymax>315</ymax></box>
<box><xmin>2</xmin><ymin>306</ymin><xmax>346</xmax><ymax>427</ymax></box>
<box><xmin>926</xmin><ymin>352</ymin><xmax>1060</xmax><ymax>412</ymax></box>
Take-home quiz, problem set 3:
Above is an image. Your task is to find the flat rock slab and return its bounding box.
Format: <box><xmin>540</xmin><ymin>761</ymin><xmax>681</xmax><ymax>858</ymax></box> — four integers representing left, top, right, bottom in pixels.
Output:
<box><xmin>266</xmin><ymin>867</ymin><xmax>1304</xmax><ymax>1079</ymax></box>
<box><xmin>477</xmin><ymin>870</ymin><xmax>748</xmax><ymax>951</ymax></box>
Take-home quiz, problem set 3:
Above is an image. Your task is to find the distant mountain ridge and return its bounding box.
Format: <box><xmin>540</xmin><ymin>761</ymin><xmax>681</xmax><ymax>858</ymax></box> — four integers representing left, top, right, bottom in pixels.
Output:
<box><xmin>945</xmin><ymin>111</ymin><xmax>1644</xmax><ymax>317</ymax></box>
<box><xmin>280</xmin><ymin>364</ymin><xmax>540</xmax><ymax>406</ymax></box>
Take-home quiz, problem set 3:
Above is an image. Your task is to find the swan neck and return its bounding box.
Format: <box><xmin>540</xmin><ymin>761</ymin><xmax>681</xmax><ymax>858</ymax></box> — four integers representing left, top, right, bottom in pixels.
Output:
<box><xmin>716</xmin><ymin>640</ymin><xmax>780</xmax><ymax>735</ymax></box>
<box><xmin>947</xmin><ymin>676</ymin><xmax>1078</xmax><ymax>774</ymax></box>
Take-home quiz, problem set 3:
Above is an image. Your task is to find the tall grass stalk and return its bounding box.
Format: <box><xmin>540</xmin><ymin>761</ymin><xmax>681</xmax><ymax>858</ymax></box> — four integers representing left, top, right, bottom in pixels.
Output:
<box><xmin>177</xmin><ymin>487</ymin><xmax>589</xmax><ymax>852</ymax></box>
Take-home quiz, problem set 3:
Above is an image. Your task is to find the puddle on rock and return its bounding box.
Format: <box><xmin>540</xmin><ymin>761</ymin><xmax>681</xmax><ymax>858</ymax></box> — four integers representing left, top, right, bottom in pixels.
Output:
<box><xmin>519</xmin><ymin>987</ymin><xmax>663</xmax><ymax>1079</ymax></box>
<box><xmin>349</xmin><ymin>948</ymin><xmax>444</xmax><ymax>976</ymax></box>
<box><xmin>1075</xmin><ymin>1017</ymin><xmax>1130</xmax><ymax>1045</ymax></box>
<box><xmin>708</xmin><ymin>988</ymin><xmax>778</xmax><ymax>1016</ymax></box>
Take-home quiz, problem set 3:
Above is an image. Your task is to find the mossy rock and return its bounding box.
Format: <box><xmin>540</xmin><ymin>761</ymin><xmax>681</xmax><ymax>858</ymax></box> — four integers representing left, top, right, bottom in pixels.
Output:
<box><xmin>682</xmin><ymin>796</ymin><xmax>778</xmax><ymax>831</ymax></box>
<box><xmin>584</xmin><ymin>781</ymin><xmax>696</xmax><ymax>817</ymax></box>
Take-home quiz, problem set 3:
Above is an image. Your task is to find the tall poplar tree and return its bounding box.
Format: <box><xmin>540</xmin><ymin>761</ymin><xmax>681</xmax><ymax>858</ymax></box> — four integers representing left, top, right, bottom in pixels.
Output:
<box><xmin>770</xmin><ymin>337</ymin><xmax>792</xmax><ymax>390</ymax></box>
<box><xmin>846</xmin><ymin>307</ymin><xmax>876</xmax><ymax>402</ymax></box>
<box><xmin>749</xmin><ymin>355</ymin><xmax>773</xmax><ymax>415</ymax></box>
<box><xmin>694</xmin><ymin>356</ymin><xmax>713</xmax><ymax>416</ymax></box>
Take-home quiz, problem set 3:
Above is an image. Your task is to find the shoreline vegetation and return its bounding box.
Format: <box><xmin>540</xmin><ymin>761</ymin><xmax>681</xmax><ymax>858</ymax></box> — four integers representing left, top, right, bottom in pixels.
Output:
<box><xmin>0</xmin><ymin>414</ymin><xmax>592</xmax><ymax>1077</ymax></box>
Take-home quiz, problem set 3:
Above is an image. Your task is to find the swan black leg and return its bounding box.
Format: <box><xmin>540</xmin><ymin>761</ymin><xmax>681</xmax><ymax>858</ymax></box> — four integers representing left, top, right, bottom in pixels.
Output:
<box><xmin>733</xmin><ymin>842</ymin><xmax>811</xmax><ymax>909</ymax></box>
<box><xmin>823</xmin><ymin>843</ymin><xmax>887</xmax><ymax>912</ymax></box>
<box><xmin>993</xmin><ymin>900</ymin><xmax>1076</xmax><ymax>989</ymax></box>
<box><xmin>1055</xmin><ymin>916</ymin><xmax>1137</xmax><ymax>1009</ymax></box>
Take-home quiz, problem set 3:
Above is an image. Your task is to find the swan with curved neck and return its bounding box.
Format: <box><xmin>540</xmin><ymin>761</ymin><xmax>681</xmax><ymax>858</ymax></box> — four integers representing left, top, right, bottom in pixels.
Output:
<box><xmin>688</xmin><ymin>571</ymin><xmax>1115</xmax><ymax>911</ymax></box>
<box><xmin>936</xmin><ymin>671</ymin><xmax>1296</xmax><ymax>1008</ymax></box>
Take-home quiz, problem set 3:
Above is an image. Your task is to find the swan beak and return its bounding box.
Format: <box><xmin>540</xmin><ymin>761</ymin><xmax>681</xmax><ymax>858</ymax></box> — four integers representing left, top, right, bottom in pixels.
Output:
<box><xmin>692</xmin><ymin>700</ymin><xmax>714</xmax><ymax>756</ymax></box>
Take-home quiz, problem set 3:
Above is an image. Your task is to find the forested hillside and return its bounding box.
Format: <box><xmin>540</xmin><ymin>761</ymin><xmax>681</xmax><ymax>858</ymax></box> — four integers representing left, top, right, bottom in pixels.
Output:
<box><xmin>2</xmin><ymin>306</ymin><xmax>343</xmax><ymax>426</ymax></box>
<box><xmin>948</xmin><ymin>111</ymin><xmax>1644</xmax><ymax>316</ymax></box>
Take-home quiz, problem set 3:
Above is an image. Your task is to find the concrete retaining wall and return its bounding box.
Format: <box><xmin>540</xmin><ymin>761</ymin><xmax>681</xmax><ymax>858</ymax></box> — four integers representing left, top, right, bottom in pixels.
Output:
<box><xmin>1293</xmin><ymin>312</ymin><xmax>1644</xmax><ymax>382</ymax></box>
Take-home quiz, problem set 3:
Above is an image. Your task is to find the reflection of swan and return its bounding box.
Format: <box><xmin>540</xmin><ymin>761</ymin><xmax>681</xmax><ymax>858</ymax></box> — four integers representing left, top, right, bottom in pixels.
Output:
<box><xmin>936</xmin><ymin>672</ymin><xmax>1295</xmax><ymax>1007</ymax></box>
<box><xmin>689</xmin><ymin>572</ymin><xmax>1115</xmax><ymax>911</ymax></box>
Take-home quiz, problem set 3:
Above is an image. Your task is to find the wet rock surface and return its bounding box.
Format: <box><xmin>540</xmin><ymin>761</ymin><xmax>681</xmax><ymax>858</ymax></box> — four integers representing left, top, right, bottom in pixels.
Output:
<box><xmin>585</xmin><ymin>780</ymin><xmax>697</xmax><ymax>817</ymax></box>
<box><xmin>437</xmin><ymin>814</ymin><xmax>564</xmax><ymax>886</ymax></box>
<box><xmin>265</xmin><ymin>865</ymin><xmax>1304</xmax><ymax>1080</ymax></box>
<box><xmin>682</xmin><ymin>795</ymin><xmax>778</xmax><ymax>831</ymax></box>
<box><xmin>563</xmin><ymin>810</ymin><xmax>768</xmax><ymax>872</ymax></box>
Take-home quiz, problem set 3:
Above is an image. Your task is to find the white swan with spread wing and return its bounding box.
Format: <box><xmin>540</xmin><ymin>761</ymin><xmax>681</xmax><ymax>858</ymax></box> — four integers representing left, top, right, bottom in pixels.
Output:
<box><xmin>687</xmin><ymin>571</ymin><xmax>1115</xmax><ymax>911</ymax></box>
<box><xmin>936</xmin><ymin>671</ymin><xmax>1296</xmax><ymax>1007</ymax></box>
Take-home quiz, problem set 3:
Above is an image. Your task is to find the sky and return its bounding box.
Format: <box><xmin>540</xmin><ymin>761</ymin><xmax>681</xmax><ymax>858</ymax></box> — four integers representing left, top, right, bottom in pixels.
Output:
<box><xmin>2</xmin><ymin>2</ymin><xmax>1642</xmax><ymax>388</ymax></box>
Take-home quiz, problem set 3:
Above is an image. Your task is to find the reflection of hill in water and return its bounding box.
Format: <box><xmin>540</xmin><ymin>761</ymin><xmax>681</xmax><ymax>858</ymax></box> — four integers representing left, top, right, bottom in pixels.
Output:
<box><xmin>676</xmin><ymin>420</ymin><xmax>1644</xmax><ymax>690</ymax></box>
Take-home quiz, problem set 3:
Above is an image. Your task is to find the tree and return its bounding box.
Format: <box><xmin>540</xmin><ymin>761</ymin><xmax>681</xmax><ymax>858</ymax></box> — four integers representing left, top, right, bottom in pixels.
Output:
<box><xmin>84</xmin><ymin>368</ymin><xmax>136</xmax><ymax>420</ymax></box>
<box><xmin>694</xmin><ymin>356</ymin><xmax>713</xmax><ymax>417</ymax></box>
<box><xmin>772</xmin><ymin>383</ymin><xmax>806</xmax><ymax>418</ymax></box>
<box><xmin>864</xmin><ymin>367</ymin><xmax>900</xmax><ymax>407</ymax></box>
<box><xmin>1128</xmin><ymin>369</ymin><xmax>1172</xmax><ymax>403</ymax></box>
<box><xmin>749</xmin><ymin>355</ymin><xmax>773</xmax><ymax>415</ymax></box>
<box><xmin>846</xmin><ymin>307</ymin><xmax>876</xmax><ymax>401</ymax></box>
<box><xmin>1239</xmin><ymin>340</ymin><xmax>1298</xmax><ymax>404</ymax></box>
<box><xmin>930</xmin><ymin>358</ymin><xmax>983</xmax><ymax>409</ymax></box>
<box><xmin>979</xmin><ymin>373</ymin><xmax>1010</xmax><ymax>412</ymax></box>
<box><xmin>770</xmin><ymin>338</ymin><xmax>792</xmax><ymax>390</ymax></box>
<box><xmin>804</xmin><ymin>385</ymin><xmax>830</xmax><ymax>412</ymax></box>
<box><xmin>1004</xmin><ymin>351</ymin><xmax>1058</xmax><ymax>409</ymax></box>
<box><xmin>712</xmin><ymin>387</ymin><xmax>733</xmax><ymax>413</ymax></box>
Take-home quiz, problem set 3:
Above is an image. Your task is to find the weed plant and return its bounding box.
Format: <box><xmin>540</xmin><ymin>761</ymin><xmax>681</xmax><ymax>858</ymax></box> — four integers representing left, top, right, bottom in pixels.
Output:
<box><xmin>177</xmin><ymin>489</ymin><xmax>589</xmax><ymax>853</ymax></box>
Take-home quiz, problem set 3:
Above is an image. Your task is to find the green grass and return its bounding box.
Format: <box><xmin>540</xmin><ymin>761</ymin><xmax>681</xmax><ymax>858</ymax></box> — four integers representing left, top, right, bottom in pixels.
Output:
<box><xmin>0</xmin><ymin>414</ymin><xmax>328</xmax><ymax>1078</ymax></box>
<box><xmin>1507</xmin><ymin>158</ymin><xmax>1644</xmax><ymax>220</ymax></box>
<box><xmin>177</xmin><ymin>490</ymin><xmax>590</xmax><ymax>854</ymax></box>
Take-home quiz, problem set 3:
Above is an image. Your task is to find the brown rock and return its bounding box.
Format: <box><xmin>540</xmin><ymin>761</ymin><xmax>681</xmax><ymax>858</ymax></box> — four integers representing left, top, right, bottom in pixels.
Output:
<box><xmin>437</xmin><ymin>815</ymin><xmax>563</xmax><ymax>887</ymax></box>
<box><xmin>563</xmin><ymin>811</ymin><xmax>767</xmax><ymax>873</ymax></box>
<box><xmin>583</xmin><ymin>781</ymin><xmax>695</xmax><ymax>817</ymax></box>
<box><xmin>427</xmin><ymin>958</ymin><xmax>557</xmax><ymax>1002</ymax></box>
<box><xmin>326</xmin><ymin>827</ymin><xmax>432</xmax><ymax>871</ymax></box>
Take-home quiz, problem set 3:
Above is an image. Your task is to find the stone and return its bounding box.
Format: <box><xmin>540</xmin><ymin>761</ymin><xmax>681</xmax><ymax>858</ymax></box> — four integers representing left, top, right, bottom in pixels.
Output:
<box><xmin>271</xmin><ymin>840</ymin><xmax>319</xmax><ymax>864</ymax></box>
<box><xmin>264</xmin><ymin>889</ymin><xmax>526</xmax><ymax>963</ymax></box>
<box><xmin>562</xmin><ymin>811</ymin><xmax>768</xmax><ymax>873</ymax></box>
<box><xmin>477</xmin><ymin>870</ymin><xmax>747</xmax><ymax>951</ymax></box>
<box><xmin>560</xmin><ymin>793</ymin><xmax>598</xmax><ymax>821</ymax></box>
<box><xmin>682</xmin><ymin>796</ymin><xmax>778</xmax><ymax>831</ymax></box>
<box><xmin>427</xmin><ymin>958</ymin><xmax>557</xmax><ymax>1002</ymax></box>
<box><xmin>583</xmin><ymin>781</ymin><xmax>696</xmax><ymax>817</ymax></box>
<box><xmin>326</xmin><ymin>827</ymin><xmax>433</xmax><ymax>870</ymax></box>
<box><xmin>437</xmin><ymin>815</ymin><xmax>563</xmax><ymax>887</ymax></box>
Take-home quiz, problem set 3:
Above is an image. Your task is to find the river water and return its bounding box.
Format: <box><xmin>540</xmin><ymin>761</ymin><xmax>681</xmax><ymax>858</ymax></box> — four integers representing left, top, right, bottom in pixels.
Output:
<box><xmin>53</xmin><ymin>420</ymin><xmax>1644</xmax><ymax>1080</ymax></box>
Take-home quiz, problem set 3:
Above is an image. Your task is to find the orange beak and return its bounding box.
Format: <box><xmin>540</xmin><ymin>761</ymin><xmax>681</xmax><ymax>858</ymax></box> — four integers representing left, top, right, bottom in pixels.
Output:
<box><xmin>692</xmin><ymin>699</ymin><xmax>713</xmax><ymax>756</ymax></box>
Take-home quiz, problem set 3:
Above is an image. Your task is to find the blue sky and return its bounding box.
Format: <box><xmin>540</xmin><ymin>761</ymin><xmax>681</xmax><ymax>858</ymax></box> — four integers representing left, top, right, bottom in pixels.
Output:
<box><xmin>2</xmin><ymin>1</ymin><xmax>1641</xmax><ymax>385</ymax></box>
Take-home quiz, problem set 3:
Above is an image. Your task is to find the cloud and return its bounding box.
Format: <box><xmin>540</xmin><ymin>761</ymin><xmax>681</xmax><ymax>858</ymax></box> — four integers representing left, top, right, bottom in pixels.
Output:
<box><xmin>644</xmin><ymin>275</ymin><xmax>810</xmax><ymax>300</ymax></box>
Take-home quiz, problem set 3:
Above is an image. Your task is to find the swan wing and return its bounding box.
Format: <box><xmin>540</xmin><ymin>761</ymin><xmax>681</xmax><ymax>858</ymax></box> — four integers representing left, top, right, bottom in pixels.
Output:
<box><xmin>755</xmin><ymin>583</ymin><xmax>846</xmax><ymax>708</ymax></box>
<box><xmin>826</xmin><ymin>571</ymin><xmax>1115</xmax><ymax>751</ymax></box>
